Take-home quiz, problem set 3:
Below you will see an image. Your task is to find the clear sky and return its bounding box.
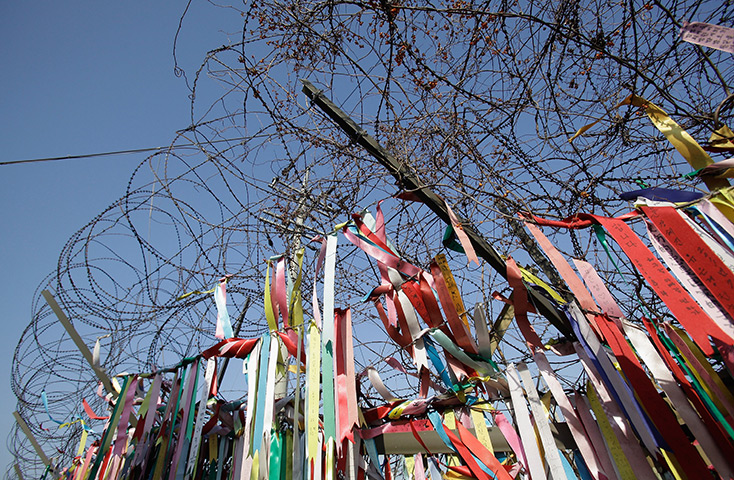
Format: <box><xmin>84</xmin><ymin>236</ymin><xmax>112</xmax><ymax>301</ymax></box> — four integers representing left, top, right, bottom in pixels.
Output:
<box><xmin>0</xmin><ymin>2</ymin><xmax>240</xmax><ymax>471</ymax></box>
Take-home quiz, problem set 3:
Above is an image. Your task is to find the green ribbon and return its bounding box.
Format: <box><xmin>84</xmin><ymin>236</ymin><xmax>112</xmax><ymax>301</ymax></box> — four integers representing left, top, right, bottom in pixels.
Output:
<box><xmin>86</xmin><ymin>376</ymin><xmax>131</xmax><ymax>480</ymax></box>
<box><xmin>429</xmin><ymin>329</ymin><xmax>496</xmax><ymax>376</ymax></box>
<box><xmin>592</xmin><ymin>224</ymin><xmax>626</xmax><ymax>279</ymax></box>
<box><xmin>269</xmin><ymin>430</ymin><xmax>282</xmax><ymax>479</ymax></box>
<box><xmin>442</xmin><ymin>225</ymin><xmax>465</xmax><ymax>253</ymax></box>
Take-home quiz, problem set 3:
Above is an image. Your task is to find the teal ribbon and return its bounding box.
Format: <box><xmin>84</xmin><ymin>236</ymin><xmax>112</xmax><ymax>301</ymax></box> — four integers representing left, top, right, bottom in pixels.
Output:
<box><xmin>592</xmin><ymin>224</ymin><xmax>625</xmax><ymax>278</ymax></box>
<box><xmin>269</xmin><ymin>430</ymin><xmax>282</xmax><ymax>479</ymax></box>
<box><xmin>683</xmin><ymin>168</ymin><xmax>704</xmax><ymax>179</ymax></box>
<box><xmin>428</xmin><ymin>329</ymin><xmax>495</xmax><ymax>376</ymax></box>
<box><xmin>346</xmin><ymin>223</ymin><xmax>395</xmax><ymax>257</ymax></box>
<box><xmin>426</xmin><ymin>411</ymin><xmax>456</xmax><ymax>453</ymax></box>
<box><xmin>252</xmin><ymin>333</ymin><xmax>270</xmax><ymax>450</ymax></box>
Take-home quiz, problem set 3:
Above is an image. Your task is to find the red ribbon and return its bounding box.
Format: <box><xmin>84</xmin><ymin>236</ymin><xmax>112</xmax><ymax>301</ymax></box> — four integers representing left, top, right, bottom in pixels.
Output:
<box><xmin>506</xmin><ymin>257</ymin><xmax>544</xmax><ymax>349</ymax></box>
<box><xmin>201</xmin><ymin>337</ymin><xmax>258</xmax><ymax>359</ymax></box>
<box><xmin>593</xmin><ymin>214</ymin><xmax>728</xmax><ymax>355</ymax></box>
<box><xmin>596</xmin><ymin>316</ymin><xmax>711</xmax><ymax>479</ymax></box>
<box><xmin>82</xmin><ymin>398</ymin><xmax>109</xmax><ymax>420</ymax></box>
<box><xmin>642</xmin><ymin>205</ymin><xmax>734</xmax><ymax>318</ymax></box>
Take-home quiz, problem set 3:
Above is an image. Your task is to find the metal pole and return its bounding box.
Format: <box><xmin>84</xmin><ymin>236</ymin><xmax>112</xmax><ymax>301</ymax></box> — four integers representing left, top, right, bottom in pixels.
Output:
<box><xmin>13</xmin><ymin>411</ymin><xmax>51</xmax><ymax>467</ymax></box>
<box><xmin>41</xmin><ymin>290</ymin><xmax>117</xmax><ymax>396</ymax></box>
<box><xmin>300</xmin><ymin>79</ymin><xmax>573</xmax><ymax>339</ymax></box>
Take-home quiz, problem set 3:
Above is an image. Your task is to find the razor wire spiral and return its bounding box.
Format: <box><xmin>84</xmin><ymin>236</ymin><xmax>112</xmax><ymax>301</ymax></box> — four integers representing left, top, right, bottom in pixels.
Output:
<box><xmin>8</xmin><ymin>0</ymin><xmax>734</xmax><ymax>477</ymax></box>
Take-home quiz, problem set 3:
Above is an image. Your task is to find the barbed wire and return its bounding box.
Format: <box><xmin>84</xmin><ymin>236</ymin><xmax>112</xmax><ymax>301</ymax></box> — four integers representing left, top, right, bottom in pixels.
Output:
<box><xmin>7</xmin><ymin>0</ymin><xmax>733</xmax><ymax>477</ymax></box>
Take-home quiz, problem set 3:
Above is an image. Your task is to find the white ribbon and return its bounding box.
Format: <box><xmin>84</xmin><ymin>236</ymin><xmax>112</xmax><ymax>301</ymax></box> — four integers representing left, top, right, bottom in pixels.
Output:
<box><xmin>473</xmin><ymin>303</ymin><xmax>492</xmax><ymax>360</ymax></box>
<box><xmin>575</xmin><ymin>344</ymin><xmax>657</xmax><ymax>480</ymax></box>
<box><xmin>516</xmin><ymin>363</ymin><xmax>568</xmax><ymax>480</ymax></box>
<box><xmin>506</xmin><ymin>363</ymin><xmax>547</xmax><ymax>480</ymax></box>
<box><xmin>185</xmin><ymin>358</ymin><xmax>217</xmax><ymax>480</ymax></box>
<box><xmin>534</xmin><ymin>349</ymin><xmax>607</xmax><ymax>480</ymax></box>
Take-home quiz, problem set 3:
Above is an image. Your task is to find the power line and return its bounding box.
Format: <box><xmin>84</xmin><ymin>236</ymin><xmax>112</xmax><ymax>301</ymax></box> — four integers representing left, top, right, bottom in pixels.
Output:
<box><xmin>0</xmin><ymin>137</ymin><xmax>249</xmax><ymax>166</ymax></box>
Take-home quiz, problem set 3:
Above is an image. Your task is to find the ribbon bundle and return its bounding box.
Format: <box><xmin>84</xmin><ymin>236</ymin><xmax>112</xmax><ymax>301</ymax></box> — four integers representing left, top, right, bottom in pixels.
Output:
<box><xmin>45</xmin><ymin>192</ymin><xmax>734</xmax><ymax>480</ymax></box>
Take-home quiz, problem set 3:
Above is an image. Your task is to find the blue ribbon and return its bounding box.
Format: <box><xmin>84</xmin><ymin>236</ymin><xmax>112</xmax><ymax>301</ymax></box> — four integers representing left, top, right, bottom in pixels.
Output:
<box><xmin>251</xmin><ymin>334</ymin><xmax>270</xmax><ymax>450</ymax></box>
<box><xmin>619</xmin><ymin>187</ymin><xmax>703</xmax><ymax>203</ymax></box>
<box><xmin>423</xmin><ymin>337</ymin><xmax>453</xmax><ymax>389</ymax></box>
<box><xmin>687</xmin><ymin>206</ymin><xmax>734</xmax><ymax>252</ymax></box>
<box><xmin>41</xmin><ymin>390</ymin><xmax>65</xmax><ymax>426</ymax></box>
<box><xmin>567</xmin><ymin>308</ymin><xmax>668</xmax><ymax>450</ymax></box>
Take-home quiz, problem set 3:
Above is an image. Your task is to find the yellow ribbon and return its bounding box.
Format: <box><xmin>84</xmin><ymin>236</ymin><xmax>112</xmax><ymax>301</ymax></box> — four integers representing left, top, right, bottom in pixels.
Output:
<box><xmin>176</xmin><ymin>286</ymin><xmax>216</xmax><ymax>301</ymax></box>
<box><xmin>586</xmin><ymin>382</ymin><xmax>636</xmax><ymax>480</ymax></box>
<box><xmin>711</xmin><ymin>186</ymin><xmax>734</xmax><ymax>224</ymax></box>
<box><xmin>570</xmin><ymin>94</ymin><xmax>729</xmax><ymax>191</ymax></box>
<box><xmin>264</xmin><ymin>260</ymin><xmax>277</xmax><ymax>331</ymax></box>
<box><xmin>77</xmin><ymin>427</ymin><xmax>88</xmax><ymax>457</ymax></box>
<box><xmin>519</xmin><ymin>266</ymin><xmax>566</xmax><ymax>305</ymax></box>
<box><xmin>306</xmin><ymin>321</ymin><xmax>321</xmax><ymax>469</ymax></box>
<box><xmin>470</xmin><ymin>408</ymin><xmax>494</xmax><ymax>455</ymax></box>
<box><xmin>289</xmin><ymin>248</ymin><xmax>305</xmax><ymax>329</ymax></box>
<box><xmin>710</xmin><ymin>125</ymin><xmax>734</xmax><ymax>148</ymax></box>
<box><xmin>434</xmin><ymin>254</ymin><xmax>472</xmax><ymax>330</ymax></box>
<box><xmin>387</xmin><ymin>400</ymin><xmax>412</xmax><ymax>420</ymax></box>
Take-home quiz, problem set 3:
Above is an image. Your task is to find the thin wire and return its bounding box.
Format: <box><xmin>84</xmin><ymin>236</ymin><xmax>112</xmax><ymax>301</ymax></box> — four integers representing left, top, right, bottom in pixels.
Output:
<box><xmin>0</xmin><ymin>137</ymin><xmax>249</xmax><ymax>167</ymax></box>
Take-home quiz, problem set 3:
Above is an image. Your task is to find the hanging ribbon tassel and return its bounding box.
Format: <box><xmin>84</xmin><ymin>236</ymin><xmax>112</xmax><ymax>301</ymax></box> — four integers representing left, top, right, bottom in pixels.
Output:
<box><xmin>86</xmin><ymin>375</ymin><xmax>132</xmax><ymax>480</ymax></box>
<box><xmin>239</xmin><ymin>338</ymin><xmax>262</xmax><ymax>480</ymax></box>
<box><xmin>575</xmin><ymin>346</ymin><xmax>657</xmax><ymax>480</ymax></box>
<box><xmin>251</xmin><ymin>333</ymin><xmax>272</xmax><ymax>459</ymax></box>
<box><xmin>258</xmin><ymin>333</ymin><xmax>281</xmax><ymax>479</ymax></box>
<box><xmin>214</xmin><ymin>279</ymin><xmax>234</xmax><ymax>340</ymax></box>
<box><xmin>171</xmin><ymin>360</ymin><xmax>201</xmax><ymax>480</ymax></box>
<box><xmin>306</xmin><ymin>321</ymin><xmax>322</xmax><ymax>478</ymax></box>
<box><xmin>569</xmin><ymin>304</ymin><xmax>663</xmax><ymax>455</ymax></box>
<box><xmin>624</xmin><ymin>322</ymin><xmax>734</xmax><ymax>478</ymax></box>
<box><xmin>516</xmin><ymin>363</ymin><xmax>568</xmax><ymax>479</ymax></box>
<box><xmin>534</xmin><ymin>349</ymin><xmax>608</xmax><ymax>480</ymax></box>
<box><xmin>595</xmin><ymin>316</ymin><xmax>711</xmax><ymax>479</ymax></box>
<box><xmin>321</xmin><ymin>232</ymin><xmax>338</xmax><ymax>478</ymax></box>
<box><xmin>505</xmin><ymin>364</ymin><xmax>546</xmax><ymax>480</ymax></box>
<box><xmin>185</xmin><ymin>358</ymin><xmax>216</xmax><ymax>480</ymax></box>
<box><xmin>335</xmin><ymin>308</ymin><xmax>358</xmax><ymax>445</ymax></box>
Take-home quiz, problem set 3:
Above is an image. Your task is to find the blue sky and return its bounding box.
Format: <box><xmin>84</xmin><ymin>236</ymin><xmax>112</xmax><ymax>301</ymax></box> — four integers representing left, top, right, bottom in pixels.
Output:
<box><xmin>0</xmin><ymin>2</ymin><xmax>240</xmax><ymax>471</ymax></box>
